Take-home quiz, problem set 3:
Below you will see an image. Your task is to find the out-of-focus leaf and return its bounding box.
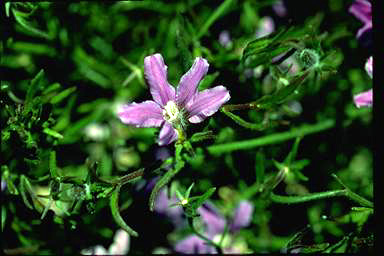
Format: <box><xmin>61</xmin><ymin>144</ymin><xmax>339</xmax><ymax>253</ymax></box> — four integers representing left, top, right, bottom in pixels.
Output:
<box><xmin>23</xmin><ymin>69</ymin><xmax>45</xmax><ymax>115</ymax></box>
<box><xmin>198</xmin><ymin>72</ymin><xmax>219</xmax><ymax>91</ymax></box>
<box><xmin>253</xmin><ymin>70</ymin><xmax>310</xmax><ymax>110</ymax></box>
<box><xmin>110</xmin><ymin>185</ymin><xmax>138</xmax><ymax>237</ymax></box>
<box><xmin>50</xmin><ymin>87</ymin><xmax>76</xmax><ymax>104</ymax></box>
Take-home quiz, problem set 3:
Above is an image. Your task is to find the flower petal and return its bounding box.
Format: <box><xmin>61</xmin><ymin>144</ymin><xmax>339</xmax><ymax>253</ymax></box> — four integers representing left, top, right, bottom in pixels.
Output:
<box><xmin>144</xmin><ymin>54</ymin><xmax>176</xmax><ymax>106</ymax></box>
<box><xmin>174</xmin><ymin>235</ymin><xmax>216</xmax><ymax>254</ymax></box>
<box><xmin>117</xmin><ymin>100</ymin><xmax>164</xmax><ymax>127</ymax></box>
<box><xmin>157</xmin><ymin>122</ymin><xmax>178</xmax><ymax>146</ymax></box>
<box><xmin>230</xmin><ymin>200</ymin><xmax>254</xmax><ymax>232</ymax></box>
<box><xmin>186</xmin><ymin>86</ymin><xmax>230</xmax><ymax>123</ymax></box>
<box><xmin>349</xmin><ymin>0</ymin><xmax>371</xmax><ymax>24</ymax></box>
<box><xmin>198</xmin><ymin>202</ymin><xmax>226</xmax><ymax>237</ymax></box>
<box><xmin>365</xmin><ymin>56</ymin><xmax>373</xmax><ymax>79</ymax></box>
<box><xmin>354</xmin><ymin>89</ymin><xmax>372</xmax><ymax>108</ymax></box>
<box><xmin>176</xmin><ymin>57</ymin><xmax>209</xmax><ymax>107</ymax></box>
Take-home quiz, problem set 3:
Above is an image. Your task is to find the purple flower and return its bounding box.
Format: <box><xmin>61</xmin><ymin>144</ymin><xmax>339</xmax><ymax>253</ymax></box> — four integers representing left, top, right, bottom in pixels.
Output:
<box><xmin>174</xmin><ymin>200</ymin><xmax>254</xmax><ymax>254</ymax></box>
<box><xmin>229</xmin><ymin>200</ymin><xmax>254</xmax><ymax>233</ymax></box>
<box><xmin>354</xmin><ymin>57</ymin><xmax>373</xmax><ymax>108</ymax></box>
<box><xmin>354</xmin><ymin>89</ymin><xmax>372</xmax><ymax>108</ymax></box>
<box><xmin>272</xmin><ymin>0</ymin><xmax>287</xmax><ymax>17</ymax></box>
<box><xmin>118</xmin><ymin>54</ymin><xmax>230</xmax><ymax>146</ymax></box>
<box><xmin>154</xmin><ymin>186</ymin><xmax>185</xmax><ymax>227</ymax></box>
<box><xmin>349</xmin><ymin>0</ymin><xmax>372</xmax><ymax>39</ymax></box>
<box><xmin>219</xmin><ymin>30</ymin><xmax>232</xmax><ymax>48</ymax></box>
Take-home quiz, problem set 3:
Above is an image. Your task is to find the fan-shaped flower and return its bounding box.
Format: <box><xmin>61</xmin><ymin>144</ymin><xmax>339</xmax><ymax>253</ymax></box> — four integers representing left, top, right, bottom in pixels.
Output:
<box><xmin>118</xmin><ymin>54</ymin><xmax>230</xmax><ymax>145</ymax></box>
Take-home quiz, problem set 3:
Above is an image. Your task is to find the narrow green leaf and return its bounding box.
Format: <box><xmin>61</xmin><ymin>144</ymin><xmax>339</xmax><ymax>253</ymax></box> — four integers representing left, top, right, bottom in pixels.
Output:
<box><xmin>255</xmin><ymin>150</ymin><xmax>265</xmax><ymax>184</ymax></box>
<box><xmin>196</xmin><ymin>0</ymin><xmax>235</xmax><ymax>39</ymax></box>
<box><xmin>185</xmin><ymin>183</ymin><xmax>195</xmax><ymax>200</ymax></box>
<box><xmin>50</xmin><ymin>87</ymin><xmax>76</xmax><ymax>104</ymax></box>
<box><xmin>285</xmin><ymin>137</ymin><xmax>301</xmax><ymax>166</ymax></box>
<box><xmin>49</xmin><ymin>151</ymin><xmax>58</xmax><ymax>178</ymax></box>
<box><xmin>110</xmin><ymin>185</ymin><xmax>138</xmax><ymax>237</ymax></box>
<box><xmin>1</xmin><ymin>206</ymin><xmax>6</xmax><ymax>231</ymax></box>
<box><xmin>19</xmin><ymin>175</ymin><xmax>35</xmax><ymax>210</ymax></box>
<box><xmin>149</xmin><ymin>160</ymin><xmax>185</xmax><ymax>211</ymax></box>
<box><xmin>12</xmin><ymin>9</ymin><xmax>51</xmax><ymax>39</ymax></box>
<box><xmin>189</xmin><ymin>187</ymin><xmax>216</xmax><ymax>209</ymax></box>
<box><xmin>24</xmin><ymin>69</ymin><xmax>45</xmax><ymax>115</ymax></box>
<box><xmin>43</xmin><ymin>128</ymin><xmax>64</xmax><ymax>139</ymax></box>
<box><xmin>198</xmin><ymin>72</ymin><xmax>219</xmax><ymax>91</ymax></box>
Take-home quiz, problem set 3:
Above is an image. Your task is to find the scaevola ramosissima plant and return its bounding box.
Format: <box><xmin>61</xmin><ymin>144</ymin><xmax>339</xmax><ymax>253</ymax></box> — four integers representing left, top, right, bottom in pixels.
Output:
<box><xmin>118</xmin><ymin>54</ymin><xmax>231</xmax><ymax>145</ymax></box>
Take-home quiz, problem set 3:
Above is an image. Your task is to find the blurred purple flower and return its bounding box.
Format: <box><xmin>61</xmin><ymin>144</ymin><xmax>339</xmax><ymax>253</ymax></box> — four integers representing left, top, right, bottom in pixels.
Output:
<box><xmin>174</xmin><ymin>200</ymin><xmax>254</xmax><ymax>254</ymax></box>
<box><xmin>118</xmin><ymin>54</ymin><xmax>230</xmax><ymax>145</ymax></box>
<box><xmin>354</xmin><ymin>89</ymin><xmax>372</xmax><ymax>108</ymax></box>
<box><xmin>154</xmin><ymin>186</ymin><xmax>185</xmax><ymax>227</ymax></box>
<box><xmin>354</xmin><ymin>57</ymin><xmax>373</xmax><ymax>108</ymax></box>
<box><xmin>272</xmin><ymin>0</ymin><xmax>287</xmax><ymax>17</ymax></box>
<box><xmin>230</xmin><ymin>200</ymin><xmax>254</xmax><ymax>233</ymax></box>
<box><xmin>349</xmin><ymin>0</ymin><xmax>372</xmax><ymax>39</ymax></box>
<box><xmin>219</xmin><ymin>30</ymin><xmax>232</xmax><ymax>48</ymax></box>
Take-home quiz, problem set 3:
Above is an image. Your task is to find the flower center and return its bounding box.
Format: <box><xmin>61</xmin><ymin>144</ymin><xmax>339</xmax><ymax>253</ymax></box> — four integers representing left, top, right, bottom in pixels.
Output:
<box><xmin>163</xmin><ymin>101</ymin><xmax>180</xmax><ymax>123</ymax></box>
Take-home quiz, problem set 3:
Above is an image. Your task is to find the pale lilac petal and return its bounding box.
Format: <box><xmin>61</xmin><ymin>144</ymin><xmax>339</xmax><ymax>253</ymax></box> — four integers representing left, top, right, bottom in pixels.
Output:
<box><xmin>176</xmin><ymin>57</ymin><xmax>209</xmax><ymax>107</ymax></box>
<box><xmin>109</xmin><ymin>230</ymin><xmax>130</xmax><ymax>255</ymax></box>
<box><xmin>198</xmin><ymin>203</ymin><xmax>226</xmax><ymax>237</ymax></box>
<box><xmin>186</xmin><ymin>86</ymin><xmax>230</xmax><ymax>123</ymax></box>
<box><xmin>356</xmin><ymin>22</ymin><xmax>372</xmax><ymax>39</ymax></box>
<box><xmin>272</xmin><ymin>0</ymin><xmax>287</xmax><ymax>17</ymax></box>
<box><xmin>118</xmin><ymin>100</ymin><xmax>164</xmax><ymax>127</ymax></box>
<box><xmin>157</xmin><ymin>122</ymin><xmax>178</xmax><ymax>146</ymax></box>
<box><xmin>230</xmin><ymin>200</ymin><xmax>254</xmax><ymax>232</ymax></box>
<box><xmin>174</xmin><ymin>235</ymin><xmax>216</xmax><ymax>254</ymax></box>
<box><xmin>144</xmin><ymin>54</ymin><xmax>176</xmax><ymax>106</ymax></box>
<box><xmin>365</xmin><ymin>56</ymin><xmax>373</xmax><ymax>78</ymax></box>
<box><xmin>349</xmin><ymin>0</ymin><xmax>371</xmax><ymax>24</ymax></box>
<box><xmin>354</xmin><ymin>89</ymin><xmax>373</xmax><ymax>108</ymax></box>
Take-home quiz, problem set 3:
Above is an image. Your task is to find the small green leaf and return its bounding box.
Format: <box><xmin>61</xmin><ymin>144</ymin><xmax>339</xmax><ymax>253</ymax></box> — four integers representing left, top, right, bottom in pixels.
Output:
<box><xmin>19</xmin><ymin>175</ymin><xmax>35</xmax><ymax>210</ymax></box>
<box><xmin>24</xmin><ymin>69</ymin><xmax>45</xmax><ymax>115</ymax></box>
<box><xmin>110</xmin><ymin>185</ymin><xmax>138</xmax><ymax>237</ymax></box>
<box><xmin>43</xmin><ymin>128</ymin><xmax>64</xmax><ymax>139</ymax></box>
<box><xmin>49</xmin><ymin>151</ymin><xmax>58</xmax><ymax>178</ymax></box>
<box><xmin>198</xmin><ymin>72</ymin><xmax>219</xmax><ymax>91</ymax></box>
<box><xmin>185</xmin><ymin>183</ymin><xmax>195</xmax><ymax>200</ymax></box>
<box><xmin>50</xmin><ymin>87</ymin><xmax>76</xmax><ymax>104</ymax></box>
<box><xmin>2</xmin><ymin>206</ymin><xmax>6</xmax><ymax>231</ymax></box>
<box><xmin>189</xmin><ymin>187</ymin><xmax>216</xmax><ymax>209</ymax></box>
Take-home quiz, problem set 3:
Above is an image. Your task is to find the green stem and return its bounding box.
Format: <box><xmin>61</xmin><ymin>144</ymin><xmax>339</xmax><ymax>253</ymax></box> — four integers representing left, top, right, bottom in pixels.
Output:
<box><xmin>270</xmin><ymin>189</ymin><xmax>373</xmax><ymax>208</ymax></box>
<box><xmin>207</xmin><ymin>119</ymin><xmax>335</xmax><ymax>154</ymax></box>
<box><xmin>187</xmin><ymin>217</ymin><xmax>223</xmax><ymax>254</ymax></box>
<box><xmin>270</xmin><ymin>190</ymin><xmax>346</xmax><ymax>204</ymax></box>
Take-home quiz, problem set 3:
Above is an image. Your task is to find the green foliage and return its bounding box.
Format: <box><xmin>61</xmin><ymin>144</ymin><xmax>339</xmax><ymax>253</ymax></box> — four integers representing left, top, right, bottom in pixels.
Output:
<box><xmin>1</xmin><ymin>1</ymin><xmax>373</xmax><ymax>254</ymax></box>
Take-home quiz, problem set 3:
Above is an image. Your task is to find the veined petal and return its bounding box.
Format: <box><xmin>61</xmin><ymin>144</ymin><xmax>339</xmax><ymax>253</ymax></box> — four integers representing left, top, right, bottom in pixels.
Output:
<box><xmin>117</xmin><ymin>101</ymin><xmax>164</xmax><ymax>127</ymax></box>
<box><xmin>186</xmin><ymin>86</ymin><xmax>230</xmax><ymax>123</ymax></box>
<box><xmin>144</xmin><ymin>54</ymin><xmax>176</xmax><ymax>106</ymax></box>
<box><xmin>176</xmin><ymin>57</ymin><xmax>209</xmax><ymax>107</ymax></box>
<box><xmin>157</xmin><ymin>122</ymin><xmax>178</xmax><ymax>146</ymax></box>
<box><xmin>354</xmin><ymin>89</ymin><xmax>372</xmax><ymax>108</ymax></box>
<box><xmin>349</xmin><ymin>0</ymin><xmax>371</xmax><ymax>24</ymax></box>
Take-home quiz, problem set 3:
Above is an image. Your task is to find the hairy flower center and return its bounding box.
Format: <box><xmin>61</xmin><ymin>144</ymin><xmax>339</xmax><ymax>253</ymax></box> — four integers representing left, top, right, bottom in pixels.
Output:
<box><xmin>163</xmin><ymin>101</ymin><xmax>180</xmax><ymax>123</ymax></box>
